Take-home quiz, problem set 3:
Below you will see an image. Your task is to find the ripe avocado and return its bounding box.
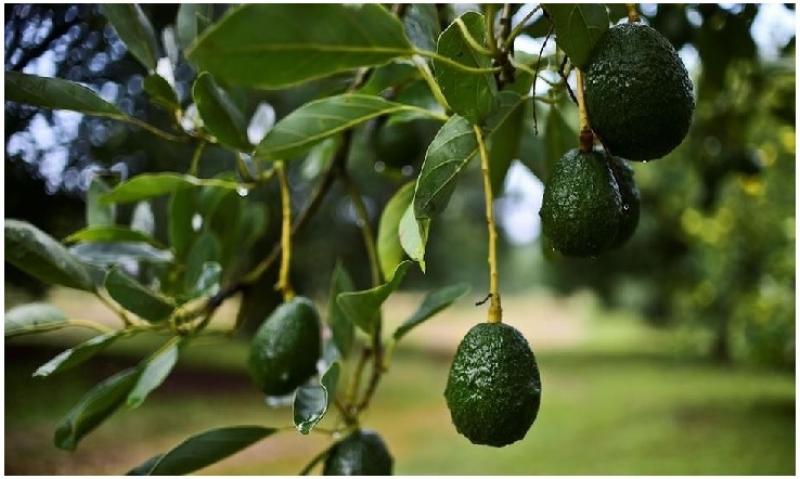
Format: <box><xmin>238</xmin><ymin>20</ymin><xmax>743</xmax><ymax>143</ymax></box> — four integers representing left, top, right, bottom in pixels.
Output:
<box><xmin>585</xmin><ymin>23</ymin><xmax>694</xmax><ymax>161</ymax></box>
<box><xmin>323</xmin><ymin>429</ymin><xmax>394</xmax><ymax>475</ymax></box>
<box><xmin>248</xmin><ymin>296</ymin><xmax>321</xmax><ymax>396</ymax></box>
<box><xmin>608</xmin><ymin>155</ymin><xmax>640</xmax><ymax>247</ymax></box>
<box><xmin>539</xmin><ymin>149</ymin><xmax>624</xmax><ymax>257</ymax></box>
<box><xmin>444</xmin><ymin>322</ymin><xmax>542</xmax><ymax>447</ymax></box>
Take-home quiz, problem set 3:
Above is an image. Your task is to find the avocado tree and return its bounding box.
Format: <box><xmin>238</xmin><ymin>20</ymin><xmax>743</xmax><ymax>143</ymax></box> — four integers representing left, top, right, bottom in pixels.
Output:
<box><xmin>4</xmin><ymin>3</ymin><xmax>693</xmax><ymax>474</ymax></box>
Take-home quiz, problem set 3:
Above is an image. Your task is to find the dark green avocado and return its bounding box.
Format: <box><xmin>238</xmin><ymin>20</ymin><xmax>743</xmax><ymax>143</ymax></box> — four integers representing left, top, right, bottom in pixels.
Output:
<box><xmin>248</xmin><ymin>296</ymin><xmax>321</xmax><ymax>396</ymax></box>
<box><xmin>585</xmin><ymin>23</ymin><xmax>694</xmax><ymax>161</ymax></box>
<box><xmin>444</xmin><ymin>322</ymin><xmax>542</xmax><ymax>447</ymax></box>
<box><xmin>608</xmin><ymin>155</ymin><xmax>640</xmax><ymax>247</ymax></box>
<box><xmin>540</xmin><ymin>149</ymin><xmax>624</xmax><ymax>257</ymax></box>
<box><xmin>323</xmin><ymin>429</ymin><xmax>394</xmax><ymax>475</ymax></box>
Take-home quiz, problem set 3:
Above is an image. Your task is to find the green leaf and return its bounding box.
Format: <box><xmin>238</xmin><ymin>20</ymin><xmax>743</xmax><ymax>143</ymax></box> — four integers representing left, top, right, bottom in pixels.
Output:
<box><xmin>105</xmin><ymin>269</ymin><xmax>175</xmax><ymax>322</ymax></box>
<box><xmin>143</xmin><ymin>74</ymin><xmax>179</xmax><ymax>112</ymax></box>
<box><xmin>5</xmin><ymin>303</ymin><xmax>68</xmax><ymax>338</ymax></box>
<box><xmin>192</xmin><ymin>72</ymin><xmax>252</xmax><ymax>151</ymax></box>
<box><xmin>256</xmin><ymin>94</ymin><xmax>429</xmax><ymax>161</ymax></box>
<box><xmin>293</xmin><ymin>362</ymin><xmax>341</xmax><ymax>434</ymax></box>
<box><xmin>86</xmin><ymin>176</ymin><xmax>116</xmax><ymax>227</ymax></box>
<box><xmin>187</xmin><ymin>262</ymin><xmax>222</xmax><ymax>299</ymax></box>
<box><xmin>184</xmin><ymin>231</ymin><xmax>221</xmax><ymax>294</ymax></box>
<box><xmin>5</xmin><ymin>219</ymin><xmax>94</xmax><ymax>291</ymax></box>
<box><xmin>71</xmin><ymin>243</ymin><xmax>173</xmax><ymax>266</ymax></box>
<box><xmin>327</xmin><ymin>261</ymin><xmax>355</xmax><ymax>358</ymax></box>
<box><xmin>399</xmin><ymin>204</ymin><xmax>430</xmax><ymax>271</ymax></box>
<box><xmin>176</xmin><ymin>4</ymin><xmax>214</xmax><ymax>50</ymax></box>
<box><xmin>140</xmin><ymin>426</ymin><xmax>277</xmax><ymax>475</ymax></box>
<box><xmin>127</xmin><ymin>454</ymin><xmax>164</xmax><ymax>475</ymax></box>
<box><xmin>103</xmin><ymin>173</ymin><xmax>238</xmax><ymax>204</ymax></box>
<box><xmin>488</xmin><ymin>91</ymin><xmax>527</xmax><ymax>193</ymax></box>
<box><xmin>101</xmin><ymin>4</ymin><xmax>160</xmax><ymax>71</ymax></box>
<box><xmin>5</xmin><ymin>71</ymin><xmax>126</xmax><ymax>118</ymax></box>
<box><xmin>65</xmin><ymin>226</ymin><xmax>164</xmax><ymax>248</ymax></box>
<box><xmin>130</xmin><ymin>201</ymin><xmax>155</xmax><ymax>236</ymax></box>
<box><xmin>434</xmin><ymin>12</ymin><xmax>497</xmax><ymax>124</ymax></box>
<box><xmin>543</xmin><ymin>4</ymin><xmax>610</xmax><ymax>68</ymax></box>
<box><xmin>413</xmin><ymin>115</ymin><xmax>478</xmax><ymax>220</ymax></box>
<box><xmin>336</xmin><ymin>261</ymin><xmax>411</xmax><ymax>336</ymax></box>
<box><xmin>358</xmin><ymin>62</ymin><xmax>419</xmax><ymax>96</ymax></box>
<box><xmin>34</xmin><ymin>332</ymin><xmax>123</xmax><ymax>377</ymax></box>
<box><xmin>544</xmin><ymin>106</ymin><xmax>576</xmax><ymax>180</ymax></box>
<box><xmin>54</xmin><ymin>368</ymin><xmax>141</xmax><ymax>451</ymax></box>
<box><xmin>186</xmin><ymin>4</ymin><xmax>412</xmax><ymax>89</ymax></box>
<box><xmin>404</xmin><ymin>4</ymin><xmax>441</xmax><ymax>52</ymax></box>
<box><xmin>393</xmin><ymin>283</ymin><xmax>470</xmax><ymax>341</ymax></box>
<box><xmin>127</xmin><ymin>340</ymin><xmax>181</xmax><ymax>409</ymax></box>
<box><xmin>168</xmin><ymin>189</ymin><xmax>197</xmax><ymax>260</ymax></box>
<box><xmin>377</xmin><ymin>182</ymin><xmax>415</xmax><ymax>279</ymax></box>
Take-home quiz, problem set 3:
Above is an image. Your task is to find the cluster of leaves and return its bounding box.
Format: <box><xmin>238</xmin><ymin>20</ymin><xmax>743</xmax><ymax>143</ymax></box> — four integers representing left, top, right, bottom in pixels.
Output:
<box><xmin>4</xmin><ymin>3</ymin><xmax>617</xmax><ymax>474</ymax></box>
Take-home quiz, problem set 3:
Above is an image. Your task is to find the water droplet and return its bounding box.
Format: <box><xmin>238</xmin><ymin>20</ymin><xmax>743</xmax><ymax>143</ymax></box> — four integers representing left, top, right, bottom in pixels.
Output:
<box><xmin>236</xmin><ymin>186</ymin><xmax>249</xmax><ymax>197</ymax></box>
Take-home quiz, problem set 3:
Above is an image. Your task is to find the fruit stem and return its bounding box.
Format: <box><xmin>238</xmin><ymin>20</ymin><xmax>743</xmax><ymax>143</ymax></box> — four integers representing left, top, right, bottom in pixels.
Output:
<box><xmin>474</xmin><ymin>125</ymin><xmax>502</xmax><ymax>324</ymax></box>
<box><xmin>274</xmin><ymin>160</ymin><xmax>295</xmax><ymax>302</ymax></box>
<box><xmin>188</xmin><ymin>140</ymin><xmax>206</xmax><ymax>176</ymax></box>
<box><xmin>575</xmin><ymin>69</ymin><xmax>594</xmax><ymax>152</ymax></box>
<box><xmin>340</xmin><ymin>171</ymin><xmax>382</xmax><ymax>288</ymax></box>
<box><xmin>626</xmin><ymin>3</ymin><xmax>640</xmax><ymax>23</ymax></box>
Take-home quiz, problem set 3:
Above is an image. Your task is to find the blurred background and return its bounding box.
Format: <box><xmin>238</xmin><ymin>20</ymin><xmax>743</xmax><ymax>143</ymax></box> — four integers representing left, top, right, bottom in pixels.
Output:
<box><xmin>4</xmin><ymin>3</ymin><xmax>795</xmax><ymax>474</ymax></box>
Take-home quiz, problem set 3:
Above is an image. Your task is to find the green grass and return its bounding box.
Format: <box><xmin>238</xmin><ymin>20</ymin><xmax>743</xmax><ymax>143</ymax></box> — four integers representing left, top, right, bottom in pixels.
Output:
<box><xmin>4</xmin><ymin>294</ymin><xmax>795</xmax><ymax>475</ymax></box>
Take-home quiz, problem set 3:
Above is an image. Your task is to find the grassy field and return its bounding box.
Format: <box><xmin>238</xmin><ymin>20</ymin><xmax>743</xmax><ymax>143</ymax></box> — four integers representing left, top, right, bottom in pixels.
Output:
<box><xmin>4</xmin><ymin>289</ymin><xmax>795</xmax><ymax>475</ymax></box>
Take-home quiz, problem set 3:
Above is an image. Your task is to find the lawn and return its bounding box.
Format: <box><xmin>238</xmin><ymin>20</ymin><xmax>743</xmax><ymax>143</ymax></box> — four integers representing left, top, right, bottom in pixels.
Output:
<box><xmin>4</xmin><ymin>290</ymin><xmax>795</xmax><ymax>475</ymax></box>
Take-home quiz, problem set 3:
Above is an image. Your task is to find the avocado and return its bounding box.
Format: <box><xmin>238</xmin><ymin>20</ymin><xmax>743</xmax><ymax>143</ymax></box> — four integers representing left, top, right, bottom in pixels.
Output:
<box><xmin>444</xmin><ymin>322</ymin><xmax>542</xmax><ymax>447</ymax></box>
<box><xmin>323</xmin><ymin>429</ymin><xmax>394</xmax><ymax>475</ymax></box>
<box><xmin>248</xmin><ymin>296</ymin><xmax>321</xmax><ymax>396</ymax></box>
<box><xmin>608</xmin><ymin>155</ymin><xmax>640</xmax><ymax>247</ymax></box>
<box><xmin>540</xmin><ymin>149</ymin><xmax>624</xmax><ymax>257</ymax></box>
<box><xmin>585</xmin><ymin>23</ymin><xmax>694</xmax><ymax>161</ymax></box>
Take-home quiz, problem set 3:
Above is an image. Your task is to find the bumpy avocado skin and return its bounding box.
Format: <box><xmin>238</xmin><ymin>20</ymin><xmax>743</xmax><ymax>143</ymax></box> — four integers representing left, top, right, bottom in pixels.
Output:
<box><xmin>248</xmin><ymin>296</ymin><xmax>321</xmax><ymax>396</ymax></box>
<box><xmin>585</xmin><ymin>23</ymin><xmax>694</xmax><ymax>161</ymax></box>
<box><xmin>444</xmin><ymin>323</ymin><xmax>542</xmax><ymax>447</ymax></box>
<box><xmin>608</xmin><ymin>156</ymin><xmax>640</xmax><ymax>246</ymax></box>
<box><xmin>323</xmin><ymin>429</ymin><xmax>394</xmax><ymax>475</ymax></box>
<box><xmin>540</xmin><ymin>149</ymin><xmax>623</xmax><ymax>257</ymax></box>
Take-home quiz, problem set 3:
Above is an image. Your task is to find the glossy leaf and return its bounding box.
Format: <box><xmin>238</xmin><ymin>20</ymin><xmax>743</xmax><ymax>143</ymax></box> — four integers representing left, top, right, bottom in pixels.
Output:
<box><xmin>377</xmin><ymin>182</ymin><xmax>415</xmax><ymax>279</ymax></box>
<box><xmin>404</xmin><ymin>4</ymin><xmax>440</xmax><ymax>51</ymax></box>
<box><xmin>176</xmin><ymin>4</ymin><xmax>214</xmax><ymax>49</ymax></box>
<box><xmin>256</xmin><ymin>94</ymin><xmax>427</xmax><ymax>161</ymax></box>
<box><xmin>137</xmin><ymin>426</ymin><xmax>278</xmax><ymax>475</ymax></box>
<box><xmin>434</xmin><ymin>12</ymin><xmax>497</xmax><ymax>124</ymax></box>
<box><xmin>327</xmin><ymin>261</ymin><xmax>355</xmax><ymax>357</ymax></box>
<box><xmin>168</xmin><ymin>189</ymin><xmax>197</xmax><ymax>260</ymax></box>
<box><xmin>65</xmin><ymin>226</ymin><xmax>164</xmax><ymax>248</ymax></box>
<box><xmin>127</xmin><ymin>454</ymin><xmax>164</xmax><ymax>475</ymax></box>
<box><xmin>54</xmin><ymin>368</ymin><xmax>141</xmax><ymax>451</ymax></box>
<box><xmin>86</xmin><ymin>176</ymin><xmax>116</xmax><ymax>227</ymax></box>
<box><xmin>103</xmin><ymin>173</ymin><xmax>238</xmax><ymax>204</ymax></box>
<box><xmin>358</xmin><ymin>62</ymin><xmax>419</xmax><ymax>96</ymax></box>
<box><xmin>184</xmin><ymin>231</ymin><xmax>221</xmax><ymax>293</ymax></box>
<box><xmin>293</xmin><ymin>362</ymin><xmax>341</xmax><ymax>434</ymax></box>
<box><xmin>143</xmin><ymin>74</ymin><xmax>179</xmax><ymax>112</ymax></box>
<box><xmin>393</xmin><ymin>283</ymin><xmax>470</xmax><ymax>340</ymax></box>
<box><xmin>105</xmin><ymin>269</ymin><xmax>175</xmax><ymax>322</ymax></box>
<box><xmin>130</xmin><ymin>202</ymin><xmax>156</xmax><ymax>236</ymax></box>
<box><xmin>187</xmin><ymin>262</ymin><xmax>222</xmax><ymax>299</ymax></box>
<box><xmin>5</xmin><ymin>303</ymin><xmax>68</xmax><ymax>338</ymax></box>
<box><xmin>336</xmin><ymin>261</ymin><xmax>411</xmax><ymax>336</ymax></box>
<box><xmin>193</xmin><ymin>72</ymin><xmax>253</xmax><ymax>151</ymax></box>
<box><xmin>186</xmin><ymin>4</ymin><xmax>412</xmax><ymax>89</ymax></box>
<box><xmin>127</xmin><ymin>340</ymin><xmax>181</xmax><ymax>408</ymax></box>
<box><xmin>399</xmin><ymin>204</ymin><xmax>430</xmax><ymax>271</ymax></box>
<box><xmin>413</xmin><ymin>115</ymin><xmax>478</xmax><ymax>220</ymax></box>
<box><xmin>71</xmin><ymin>242</ymin><xmax>173</xmax><ymax>266</ymax></box>
<box><xmin>543</xmin><ymin>4</ymin><xmax>610</xmax><ymax>68</ymax></box>
<box><xmin>34</xmin><ymin>332</ymin><xmax>123</xmax><ymax>377</ymax></box>
<box><xmin>5</xmin><ymin>71</ymin><xmax>126</xmax><ymax>118</ymax></box>
<box><xmin>5</xmin><ymin>219</ymin><xmax>94</xmax><ymax>291</ymax></box>
<box><xmin>101</xmin><ymin>4</ymin><xmax>160</xmax><ymax>71</ymax></box>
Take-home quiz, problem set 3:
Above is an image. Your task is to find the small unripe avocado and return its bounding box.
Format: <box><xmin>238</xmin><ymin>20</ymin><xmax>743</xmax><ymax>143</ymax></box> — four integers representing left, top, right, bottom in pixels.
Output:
<box><xmin>323</xmin><ymin>429</ymin><xmax>394</xmax><ymax>475</ymax></box>
<box><xmin>445</xmin><ymin>322</ymin><xmax>542</xmax><ymax>447</ymax></box>
<box><xmin>540</xmin><ymin>149</ymin><xmax>624</xmax><ymax>257</ymax></box>
<box><xmin>248</xmin><ymin>296</ymin><xmax>321</xmax><ymax>396</ymax></box>
<box><xmin>585</xmin><ymin>23</ymin><xmax>694</xmax><ymax>161</ymax></box>
<box><xmin>608</xmin><ymin>155</ymin><xmax>640</xmax><ymax>247</ymax></box>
